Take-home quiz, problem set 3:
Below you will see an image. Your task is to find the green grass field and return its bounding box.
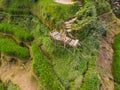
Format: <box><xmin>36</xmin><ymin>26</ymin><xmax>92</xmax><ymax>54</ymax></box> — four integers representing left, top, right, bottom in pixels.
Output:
<box><xmin>113</xmin><ymin>35</ymin><xmax>120</xmax><ymax>89</ymax></box>
<box><xmin>0</xmin><ymin>23</ymin><xmax>33</xmax><ymax>42</ymax></box>
<box><xmin>113</xmin><ymin>35</ymin><xmax>120</xmax><ymax>82</ymax></box>
<box><xmin>0</xmin><ymin>37</ymin><xmax>29</xmax><ymax>59</ymax></box>
<box><xmin>32</xmin><ymin>43</ymin><xmax>64</xmax><ymax>90</ymax></box>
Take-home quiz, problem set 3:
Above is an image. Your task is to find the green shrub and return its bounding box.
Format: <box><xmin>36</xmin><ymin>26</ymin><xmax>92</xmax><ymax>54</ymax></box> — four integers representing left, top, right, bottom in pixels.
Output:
<box><xmin>0</xmin><ymin>23</ymin><xmax>33</xmax><ymax>41</ymax></box>
<box><xmin>32</xmin><ymin>43</ymin><xmax>64</xmax><ymax>90</ymax></box>
<box><xmin>31</xmin><ymin>17</ymin><xmax>55</xmax><ymax>54</ymax></box>
<box><xmin>96</xmin><ymin>1</ymin><xmax>111</xmax><ymax>16</ymax></box>
<box><xmin>0</xmin><ymin>37</ymin><xmax>29</xmax><ymax>59</ymax></box>
<box><xmin>114</xmin><ymin>9</ymin><xmax>120</xmax><ymax>18</ymax></box>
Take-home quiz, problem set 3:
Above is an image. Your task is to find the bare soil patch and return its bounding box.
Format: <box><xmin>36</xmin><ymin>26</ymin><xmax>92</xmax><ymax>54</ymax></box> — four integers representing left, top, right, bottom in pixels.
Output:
<box><xmin>0</xmin><ymin>60</ymin><xmax>39</xmax><ymax>90</ymax></box>
<box><xmin>98</xmin><ymin>15</ymin><xmax>120</xmax><ymax>90</ymax></box>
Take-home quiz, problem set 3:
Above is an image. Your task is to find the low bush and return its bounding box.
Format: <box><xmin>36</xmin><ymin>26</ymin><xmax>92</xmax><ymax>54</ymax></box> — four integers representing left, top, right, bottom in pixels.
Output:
<box><xmin>0</xmin><ymin>23</ymin><xmax>33</xmax><ymax>41</ymax></box>
<box><xmin>114</xmin><ymin>9</ymin><xmax>120</xmax><ymax>18</ymax></box>
<box><xmin>96</xmin><ymin>1</ymin><xmax>111</xmax><ymax>16</ymax></box>
<box><xmin>0</xmin><ymin>37</ymin><xmax>29</xmax><ymax>59</ymax></box>
<box><xmin>32</xmin><ymin>43</ymin><xmax>64</xmax><ymax>90</ymax></box>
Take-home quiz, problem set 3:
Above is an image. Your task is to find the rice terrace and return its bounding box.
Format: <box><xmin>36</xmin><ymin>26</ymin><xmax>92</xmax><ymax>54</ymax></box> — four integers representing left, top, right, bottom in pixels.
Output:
<box><xmin>0</xmin><ymin>0</ymin><xmax>120</xmax><ymax>90</ymax></box>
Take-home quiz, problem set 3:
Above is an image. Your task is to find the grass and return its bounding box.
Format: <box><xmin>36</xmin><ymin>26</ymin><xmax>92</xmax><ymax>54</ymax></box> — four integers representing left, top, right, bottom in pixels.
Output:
<box><xmin>96</xmin><ymin>0</ymin><xmax>111</xmax><ymax>16</ymax></box>
<box><xmin>0</xmin><ymin>37</ymin><xmax>29</xmax><ymax>59</ymax></box>
<box><xmin>30</xmin><ymin>16</ymin><xmax>56</xmax><ymax>55</ymax></box>
<box><xmin>0</xmin><ymin>0</ymin><xmax>111</xmax><ymax>90</ymax></box>
<box><xmin>30</xmin><ymin>11</ymin><xmax>102</xmax><ymax>89</ymax></box>
<box><xmin>115</xmin><ymin>84</ymin><xmax>120</xmax><ymax>90</ymax></box>
<box><xmin>32</xmin><ymin>0</ymin><xmax>79</xmax><ymax>29</ymax></box>
<box><xmin>0</xmin><ymin>23</ymin><xmax>33</xmax><ymax>42</ymax></box>
<box><xmin>52</xmin><ymin>47</ymin><xmax>88</xmax><ymax>89</ymax></box>
<box><xmin>80</xmin><ymin>57</ymin><xmax>100</xmax><ymax>90</ymax></box>
<box><xmin>0</xmin><ymin>0</ymin><xmax>32</xmax><ymax>15</ymax></box>
<box><xmin>30</xmin><ymin>17</ymin><xmax>89</xmax><ymax>89</ymax></box>
<box><xmin>111</xmin><ymin>31</ymin><xmax>120</xmax><ymax>89</ymax></box>
<box><xmin>77</xmin><ymin>33</ymin><xmax>101</xmax><ymax>90</ymax></box>
<box><xmin>113</xmin><ymin>35</ymin><xmax>120</xmax><ymax>83</ymax></box>
<box><xmin>1</xmin><ymin>0</ymin><xmax>32</xmax><ymax>9</ymax></box>
<box><xmin>32</xmin><ymin>43</ymin><xmax>64</xmax><ymax>90</ymax></box>
<box><xmin>0</xmin><ymin>82</ymin><xmax>4</xmax><ymax>90</ymax></box>
<box><xmin>7</xmin><ymin>81</ymin><xmax>20</xmax><ymax>90</ymax></box>
<box><xmin>5</xmin><ymin>8</ymin><xmax>30</xmax><ymax>15</ymax></box>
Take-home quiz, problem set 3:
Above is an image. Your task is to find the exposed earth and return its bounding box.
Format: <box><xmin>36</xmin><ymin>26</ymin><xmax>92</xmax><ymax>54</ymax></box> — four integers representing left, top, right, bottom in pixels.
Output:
<box><xmin>98</xmin><ymin>14</ymin><xmax>120</xmax><ymax>90</ymax></box>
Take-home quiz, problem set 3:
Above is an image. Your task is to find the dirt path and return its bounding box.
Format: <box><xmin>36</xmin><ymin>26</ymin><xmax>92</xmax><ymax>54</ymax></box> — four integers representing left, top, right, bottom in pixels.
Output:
<box><xmin>54</xmin><ymin>0</ymin><xmax>74</xmax><ymax>4</ymax></box>
<box><xmin>0</xmin><ymin>61</ymin><xmax>39</xmax><ymax>90</ymax></box>
<box><xmin>98</xmin><ymin>17</ymin><xmax>120</xmax><ymax>90</ymax></box>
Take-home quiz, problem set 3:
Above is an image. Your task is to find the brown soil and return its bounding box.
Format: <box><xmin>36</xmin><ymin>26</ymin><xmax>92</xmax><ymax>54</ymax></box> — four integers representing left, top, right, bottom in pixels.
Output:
<box><xmin>0</xmin><ymin>60</ymin><xmax>39</xmax><ymax>90</ymax></box>
<box><xmin>98</xmin><ymin>14</ymin><xmax>120</xmax><ymax>90</ymax></box>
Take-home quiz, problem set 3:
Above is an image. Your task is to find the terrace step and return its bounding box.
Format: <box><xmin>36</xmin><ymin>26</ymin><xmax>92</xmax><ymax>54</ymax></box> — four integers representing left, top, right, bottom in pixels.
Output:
<box><xmin>64</xmin><ymin>17</ymin><xmax>77</xmax><ymax>32</ymax></box>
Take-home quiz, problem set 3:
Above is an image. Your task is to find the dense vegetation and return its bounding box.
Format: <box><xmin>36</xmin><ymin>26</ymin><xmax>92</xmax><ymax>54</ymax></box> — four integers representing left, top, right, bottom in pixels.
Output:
<box><xmin>113</xmin><ymin>35</ymin><xmax>120</xmax><ymax>90</ymax></box>
<box><xmin>32</xmin><ymin>0</ymin><xmax>79</xmax><ymax>29</ymax></box>
<box><xmin>32</xmin><ymin>43</ymin><xmax>64</xmax><ymax>90</ymax></box>
<box><xmin>0</xmin><ymin>23</ymin><xmax>33</xmax><ymax>41</ymax></box>
<box><xmin>30</xmin><ymin>1</ymin><xmax>107</xmax><ymax>89</ymax></box>
<box><xmin>0</xmin><ymin>37</ymin><xmax>29</xmax><ymax>59</ymax></box>
<box><xmin>5</xmin><ymin>8</ymin><xmax>30</xmax><ymax>15</ymax></box>
<box><xmin>0</xmin><ymin>0</ymin><xmax>118</xmax><ymax>90</ymax></box>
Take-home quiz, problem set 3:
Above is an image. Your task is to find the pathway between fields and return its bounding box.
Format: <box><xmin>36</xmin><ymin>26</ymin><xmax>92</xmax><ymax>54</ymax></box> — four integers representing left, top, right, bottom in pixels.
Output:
<box><xmin>98</xmin><ymin>15</ymin><xmax>120</xmax><ymax>90</ymax></box>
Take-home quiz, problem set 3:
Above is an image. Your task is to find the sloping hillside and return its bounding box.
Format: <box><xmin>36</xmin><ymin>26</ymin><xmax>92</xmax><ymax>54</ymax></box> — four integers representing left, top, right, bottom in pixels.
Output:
<box><xmin>0</xmin><ymin>0</ymin><xmax>120</xmax><ymax>90</ymax></box>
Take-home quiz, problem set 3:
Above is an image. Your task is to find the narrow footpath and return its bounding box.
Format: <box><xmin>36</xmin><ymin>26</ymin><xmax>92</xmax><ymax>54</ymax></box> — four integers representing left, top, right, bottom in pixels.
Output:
<box><xmin>98</xmin><ymin>17</ymin><xmax>120</xmax><ymax>90</ymax></box>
